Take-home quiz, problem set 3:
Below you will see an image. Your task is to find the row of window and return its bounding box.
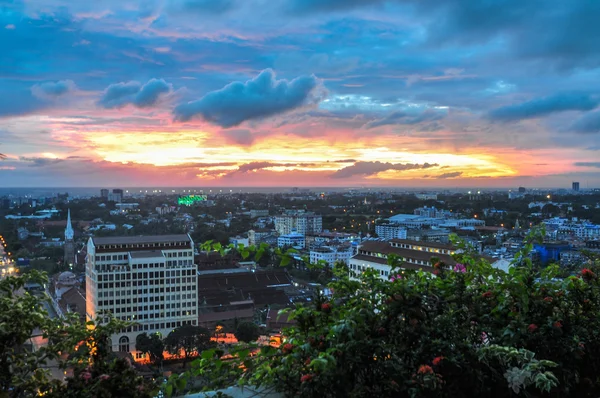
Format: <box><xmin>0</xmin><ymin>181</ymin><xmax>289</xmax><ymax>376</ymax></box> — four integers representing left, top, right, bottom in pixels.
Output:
<box><xmin>97</xmin><ymin>269</ymin><xmax>195</xmax><ymax>281</ymax></box>
<box><xmin>98</xmin><ymin>285</ymin><xmax>194</xmax><ymax>295</ymax></box>
<box><xmin>109</xmin><ymin>310</ymin><xmax>196</xmax><ymax>320</ymax></box>
<box><xmin>107</xmin><ymin>305</ymin><xmax>197</xmax><ymax>316</ymax></box>
<box><xmin>97</xmin><ymin>242</ymin><xmax>190</xmax><ymax>250</ymax></box>
<box><xmin>95</xmin><ymin>251</ymin><xmax>192</xmax><ymax>263</ymax></box>
<box><xmin>349</xmin><ymin>263</ymin><xmax>390</xmax><ymax>276</ymax></box>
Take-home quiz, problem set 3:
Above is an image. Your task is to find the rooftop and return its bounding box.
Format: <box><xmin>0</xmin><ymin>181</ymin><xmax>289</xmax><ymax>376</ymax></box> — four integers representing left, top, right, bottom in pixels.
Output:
<box><xmin>390</xmin><ymin>239</ymin><xmax>455</xmax><ymax>250</ymax></box>
<box><xmin>129</xmin><ymin>250</ymin><xmax>165</xmax><ymax>259</ymax></box>
<box><xmin>91</xmin><ymin>234</ymin><xmax>191</xmax><ymax>245</ymax></box>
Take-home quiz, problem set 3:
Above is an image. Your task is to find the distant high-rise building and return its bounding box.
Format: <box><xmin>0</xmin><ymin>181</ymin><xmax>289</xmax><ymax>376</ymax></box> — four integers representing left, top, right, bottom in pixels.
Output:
<box><xmin>108</xmin><ymin>189</ymin><xmax>124</xmax><ymax>203</ymax></box>
<box><xmin>275</xmin><ymin>212</ymin><xmax>322</xmax><ymax>235</ymax></box>
<box><xmin>572</xmin><ymin>182</ymin><xmax>580</xmax><ymax>192</ymax></box>
<box><xmin>518</xmin><ymin>187</ymin><xmax>526</xmax><ymax>193</ymax></box>
<box><xmin>100</xmin><ymin>189</ymin><xmax>109</xmax><ymax>199</ymax></box>
<box><xmin>64</xmin><ymin>209</ymin><xmax>75</xmax><ymax>269</ymax></box>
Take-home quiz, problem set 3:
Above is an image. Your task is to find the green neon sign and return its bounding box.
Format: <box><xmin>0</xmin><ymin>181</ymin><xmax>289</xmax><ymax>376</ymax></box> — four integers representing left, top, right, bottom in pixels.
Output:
<box><xmin>178</xmin><ymin>195</ymin><xmax>208</xmax><ymax>206</ymax></box>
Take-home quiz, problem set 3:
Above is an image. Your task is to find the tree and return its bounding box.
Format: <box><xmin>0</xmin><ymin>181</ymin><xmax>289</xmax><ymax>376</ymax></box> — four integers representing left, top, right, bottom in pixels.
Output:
<box><xmin>165</xmin><ymin>325</ymin><xmax>212</xmax><ymax>367</ymax></box>
<box><xmin>169</xmin><ymin>231</ymin><xmax>600</xmax><ymax>397</ymax></box>
<box><xmin>0</xmin><ymin>271</ymin><xmax>158</xmax><ymax>398</ymax></box>
<box><xmin>234</xmin><ymin>322</ymin><xmax>260</xmax><ymax>343</ymax></box>
<box><xmin>136</xmin><ymin>333</ymin><xmax>164</xmax><ymax>365</ymax></box>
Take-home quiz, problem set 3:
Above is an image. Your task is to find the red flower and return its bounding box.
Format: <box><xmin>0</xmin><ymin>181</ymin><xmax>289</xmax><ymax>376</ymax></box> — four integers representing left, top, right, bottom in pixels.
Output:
<box><xmin>432</xmin><ymin>356</ymin><xmax>444</xmax><ymax>366</ymax></box>
<box><xmin>553</xmin><ymin>321</ymin><xmax>563</xmax><ymax>329</ymax></box>
<box><xmin>579</xmin><ymin>342</ymin><xmax>585</xmax><ymax>350</ymax></box>
<box><xmin>300</xmin><ymin>374</ymin><xmax>313</xmax><ymax>383</ymax></box>
<box><xmin>377</xmin><ymin>327</ymin><xmax>387</xmax><ymax>336</ymax></box>
<box><xmin>390</xmin><ymin>380</ymin><xmax>399</xmax><ymax>388</ymax></box>
<box><xmin>320</xmin><ymin>303</ymin><xmax>332</xmax><ymax>313</ymax></box>
<box><xmin>544</xmin><ymin>297</ymin><xmax>553</xmax><ymax>303</ymax></box>
<box><xmin>98</xmin><ymin>374</ymin><xmax>110</xmax><ymax>381</ymax></box>
<box><xmin>418</xmin><ymin>364</ymin><xmax>434</xmax><ymax>375</ymax></box>
<box><xmin>80</xmin><ymin>371</ymin><xmax>91</xmax><ymax>382</ymax></box>
<box><xmin>481</xmin><ymin>291</ymin><xmax>493</xmax><ymax>299</ymax></box>
<box><xmin>434</xmin><ymin>262</ymin><xmax>441</xmax><ymax>269</ymax></box>
<box><xmin>584</xmin><ymin>299</ymin><xmax>591</xmax><ymax>305</ymax></box>
<box><xmin>304</xmin><ymin>358</ymin><xmax>311</xmax><ymax>366</ymax></box>
<box><xmin>433</xmin><ymin>269</ymin><xmax>440</xmax><ymax>276</ymax></box>
<box><xmin>582</xmin><ymin>268</ymin><xmax>596</xmax><ymax>281</ymax></box>
<box><xmin>527</xmin><ymin>324</ymin><xmax>538</xmax><ymax>333</ymax></box>
<box><xmin>282</xmin><ymin>343</ymin><xmax>293</xmax><ymax>354</ymax></box>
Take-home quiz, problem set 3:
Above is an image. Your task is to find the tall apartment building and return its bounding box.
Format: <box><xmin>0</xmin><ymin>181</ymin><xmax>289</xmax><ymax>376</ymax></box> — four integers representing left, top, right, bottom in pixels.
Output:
<box><xmin>85</xmin><ymin>234</ymin><xmax>197</xmax><ymax>359</ymax></box>
<box><xmin>275</xmin><ymin>212</ymin><xmax>322</xmax><ymax>235</ymax></box>
<box><xmin>375</xmin><ymin>224</ymin><xmax>407</xmax><ymax>240</ymax></box>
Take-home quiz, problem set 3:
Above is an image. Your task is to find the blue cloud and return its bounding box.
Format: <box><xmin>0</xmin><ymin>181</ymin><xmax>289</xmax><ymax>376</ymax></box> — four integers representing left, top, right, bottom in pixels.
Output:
<box><xmin>31</xmin><ymin>80</ymin><xmax>75</xmax><ymax>99</ymax></box>
<box><xmin>287</xmin><ymin>0</ymin><xmax>384</xmax><ymax>13</ymax></box>
<box><xmin>173</xmin><ymin>69</ymin><xmax>324</xmax><ymax>127</ymax></box>
<box><xmin>176</xmin><ymin>0</ymin><xmax>237</xmax><ymax>14</ymax></box>
<box><xmin>330</xmin><ymin>161</ymin><xmax>438</xmax><ymax>179</ymax></box>
<box><xmin>570</xmin><ymin>111</ymin><xmax>600</xmax><ymax>134</ymax></box>
<box><xmin>364</xmin><ymin>107</ymin><xmax>448</xmax><ymax>128</ymax></box>
<box><xmin>487</xmin><ymin>93</ymin><xmax>598</xmax><ymax>122</ymax></box>
<box><xmin>98</xmin><ymin>79</ymin><xmax>171</xmax><ymax>109</ymax></box>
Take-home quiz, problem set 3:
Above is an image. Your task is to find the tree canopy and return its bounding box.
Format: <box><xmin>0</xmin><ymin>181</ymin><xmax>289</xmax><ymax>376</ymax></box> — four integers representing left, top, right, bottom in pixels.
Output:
<box><xmin>164</xmin><ymin>325</ymin><xmax>213</xmax><ymax>367</ymax></box>
<box><xmin>234</xmin><ymin>322</ymin><xmax>260</xmax><ymax>343</ymax></box>
<box><xmin>168</xmin><ymin>232</ymin><xmax>600</xmax><ymax>397</ymax></box>
<box><xmin>0</xmin><ymin>271</ymin><xmax>157</xmax><ymax>398</ymax></box>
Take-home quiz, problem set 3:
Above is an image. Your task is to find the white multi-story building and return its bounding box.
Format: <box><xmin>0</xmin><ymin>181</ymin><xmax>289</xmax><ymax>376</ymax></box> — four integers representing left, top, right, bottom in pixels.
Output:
<box><xmin>85</xmin><ymin>234</ymin><xmax>197</xmax><ymax>360</ymax></box>
<box><xmin>348</xmin><ymin>239</ymin><xmax>457</xmax><ymax>280</ymax></box>
<box><xmin>309</xmin><ymin>245</ymin><xmax>354</xmax><ymax>267</ymax></box>
<box><xmin>275</xmin><ymin>212</ymin><xmax>322</xmax><ymax>235</ymax></box>
<box><xmin>375</xmin><ymin>224</ymin><xmax>407</xmax><ymax>240</ymax></box>
<box><xmin>277</xmin><ymin>231</ymin><xmax>305</xmax><ymax>249</ymax></box>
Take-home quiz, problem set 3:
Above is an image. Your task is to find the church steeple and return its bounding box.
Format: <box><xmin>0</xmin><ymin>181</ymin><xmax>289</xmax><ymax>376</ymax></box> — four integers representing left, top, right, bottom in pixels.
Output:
<box><xmin>65</xmin><ymin>209</ymin><xmax>74</xmax><ymax>241</ymax></box>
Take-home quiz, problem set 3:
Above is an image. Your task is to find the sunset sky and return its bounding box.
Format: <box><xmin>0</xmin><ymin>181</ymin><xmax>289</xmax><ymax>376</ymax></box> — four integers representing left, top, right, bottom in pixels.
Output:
<box><xmin>1</xmin><ymin>0</ymin><xmax>600</xmax><ymax>188</ymax></box>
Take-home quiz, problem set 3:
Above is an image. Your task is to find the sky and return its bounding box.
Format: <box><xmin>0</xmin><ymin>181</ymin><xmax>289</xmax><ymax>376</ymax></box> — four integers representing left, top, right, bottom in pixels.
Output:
<box><xmin>1</xmin><ymin>0</ymin><xmax>600</xmax><ymax>188</ymax></box>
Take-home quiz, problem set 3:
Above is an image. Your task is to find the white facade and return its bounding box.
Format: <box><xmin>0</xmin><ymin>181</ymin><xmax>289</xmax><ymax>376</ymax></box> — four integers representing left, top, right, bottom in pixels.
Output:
<box><xmin>230</xmin><ymin>236</ymin><xmax>250</xmax><ymax>248</ymax></box>
<box><xmin>375</xmin><ymin>224</ymin><xmax>407</xmax><ymax>240</ymax></box>
<box><xmin>275</xmin><ymin>213</ymin><xmax>322</xmax><ymax>235</ymax></box>
<box><xmin>85</xmin><ymin>234</ymin><xmax>197</xmax><ymax>359</ymax></box>
<box><xmin>277</xmin><ymin>232</ymin><xmax>305</xmax><ymax>249</ymax></box>
<box><xmin>309</xmin><ymin>245</ymin><xmax>353</xmax><ymax>267</ymax></box>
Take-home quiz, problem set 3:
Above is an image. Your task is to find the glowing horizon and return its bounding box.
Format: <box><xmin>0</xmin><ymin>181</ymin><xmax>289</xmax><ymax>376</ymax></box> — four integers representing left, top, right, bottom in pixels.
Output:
<box><xmin>1</xmin><ymin>0</ymin><xmax>599</xmax><ymax>188</ymax></box>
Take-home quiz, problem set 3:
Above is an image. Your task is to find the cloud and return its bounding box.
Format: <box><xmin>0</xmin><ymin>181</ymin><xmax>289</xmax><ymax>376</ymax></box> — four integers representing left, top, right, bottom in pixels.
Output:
<box><xmin>221</xmin><ymin>129</ymin><xmax>255</xmax><ymax>146</ymax></box>
<box><xmin>570</xmin><ymin>111</ymin><xmax>600</xmax><ymax>134</ymax></box>
<box><xmin>31</xmin><ymin>80</ymin><xmax>76</xmax><ymax>99</ymax></box>
<box><xmin>330</xmin><ymin>161</ymin><xmax>438</xmax><ymax>179</ymax></box>
<box><xmin>574</xmin><ymin>162</ymin><xmax>600</xmax><ymax>168</ymax></box>
<box><xmin>19</xmin><ymin>156</ymin><xmax>65</xmax><ymax>167</ymax></box>
<box><xmin>364</xmin><ymin>108</ymin><xmax>448</xmax><ymax>129</ymax></box>
<box><xmin>98</xmin><ymin>78</ymin><xmax>172</xmax><ymax>109</ymax></box>
<box><xmin>437</xmin><ymin>171</ymin><xmax>463</xmax><ymax>179</ymax></box>
<box><xmin>174</xmin><ymin>0</ymin><xmax>237</xmax><ymax>14</ymax></box>
<box><xmin>173</xmin><ymin>69</ymin><xmax>325</xmax><ymax>127</ymax></box>
<box><xmin>286</xmin><ymin>0</ymin><xmax>383</xmax><ymax>13</ymax></box>
<box><xmin>487</xmin><ymin>93</ymin><xmax>598</xmax><ymax>122</ymax></box>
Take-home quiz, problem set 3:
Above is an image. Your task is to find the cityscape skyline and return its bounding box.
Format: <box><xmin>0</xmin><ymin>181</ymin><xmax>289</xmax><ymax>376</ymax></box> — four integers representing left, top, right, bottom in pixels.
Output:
<box><xmin>2</xmin><ymin>0</ymin><xmax>600</xmax><ymax>187</ymax></box>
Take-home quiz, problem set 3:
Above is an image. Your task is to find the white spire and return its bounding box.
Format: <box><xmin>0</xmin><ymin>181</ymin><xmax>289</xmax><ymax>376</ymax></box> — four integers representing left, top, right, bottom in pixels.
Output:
<box><xmin>65</xmin><ymin>209</ymin><xmax>74</xmax><ymax>240</ymax></box>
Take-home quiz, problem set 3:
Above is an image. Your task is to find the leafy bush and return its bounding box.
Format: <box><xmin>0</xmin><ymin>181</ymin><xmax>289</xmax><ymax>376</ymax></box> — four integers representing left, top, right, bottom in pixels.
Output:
<box><xmin>170</xmin><ymin>232</ymin><xmax>600</xmax><ymax>397</ymax></box>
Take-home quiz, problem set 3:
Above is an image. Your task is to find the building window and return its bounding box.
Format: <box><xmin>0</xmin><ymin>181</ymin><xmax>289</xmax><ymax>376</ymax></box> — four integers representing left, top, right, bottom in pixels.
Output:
<box><xmin>119</xmin><ymin>336</ymin><xmax>130</xmax><ymax>352</ymax></box>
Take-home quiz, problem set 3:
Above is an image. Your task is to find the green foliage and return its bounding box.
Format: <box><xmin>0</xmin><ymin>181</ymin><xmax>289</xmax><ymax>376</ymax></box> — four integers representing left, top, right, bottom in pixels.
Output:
<box><xmin>168</xmin><ymin>229</ymin><xmax>600</xmax><ymax>397</ymax></box>
<box><xmin>165</xmin><ymin>325</ymin><xmax>213</xmax><ymax>367</ymax></box>
<box><xmin>234</xmin><ymin>322</ymin><xmax>260</xmax><ymax>343</ymax></box>
<box><xmin>0</xmin><ymin>271</ymin><xmax>157</xmax><ymax>398</ymax></box>
<box><xmin>136</xmin><ymin>333</ymin><xmax>164</xmax><ymax>364</ymax></box>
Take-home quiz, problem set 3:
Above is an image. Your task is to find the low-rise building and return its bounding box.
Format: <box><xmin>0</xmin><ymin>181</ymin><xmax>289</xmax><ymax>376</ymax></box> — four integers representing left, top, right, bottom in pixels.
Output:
<box><xmin>348</xmin><ymin>239</ymin><xmax>457</xmax><ymax>280</ymax></box>
<box><xmin>277</xmin><ymin>231</ymin><xmax>305</xmax><ymax>249</ymax></box>
<box><xmin>309</xmin><ymin>244</ymin><xmax>354</xmax><ymax>266</ymax></box>
<box><xmin>375</xmin><ymin>224</ymin><xmax>407</xmax><ymax>240</ymax></box>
